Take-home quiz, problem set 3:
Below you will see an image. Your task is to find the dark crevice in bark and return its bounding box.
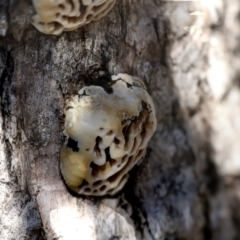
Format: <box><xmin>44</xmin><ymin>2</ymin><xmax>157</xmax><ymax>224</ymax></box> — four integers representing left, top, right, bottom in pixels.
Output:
<box><xmin>0</xmin><ymin>48</ymin><xmax>16</xmax><ymax>180</ymax></box>
<box><xmin>117</xmin><ymin>1</ymin><xmax>128</xmax><ymax>41</ymax></box>
<box><xmin>158</xmin><ymin>18</ymin><xmax>171</xmax><ymax>68</ymax></box>
<box><xmin>231</xmin><ymin>194</ymin><xmax>240</xmax><ymax>240</ymax></box>
<box><xmin>204</xmin><ymin>157</ymin><xmax>220</xmax><ymax>196</ymax></box>
<box><xmin>152</xmin><ymin>18</ymin><xmax>160</xmax><ymax>43</ymax></box>
<box><xmin>33</xmin><ymin>188</ymin><xmax>47</xmax><ymax>240</ymax></box>
<box><xmin>200</xmin><ymin>194</ymin><xmax>212</xmax><ymax>240</ymax></box>
<box><xmin>120</xmin><ymin>165</ymin><xmax>155</xmax><ymax>240</ymax></box>
<box><xmin>108</xmin><ymin>236</ymin><xmax>122</xmax><ymax>240</ymax></box>
<box><xmin>4</xmin><ymin>138</ymin><xmax>15</xmax><ymax>181</ymax></box>
<box><xmin>120</xmin><ymin>169</ymin><xmax>144</xmax><ymax>235</ymax></box>
<box><xmin>198</xmin><ymin>138</ymin><xmax>220</xmax><ymax>239</ymax></box>
<box><xmin>76</xmin><ymin>64</ymin><xmax>115</xmax><ymax>94</ymax></box>
<box><xmin>38</xmin><ymin>220</ymin><xmax>47</xmax><ymax>240</ymax></box>
<box><xmin>0</xmin><ymin>48</ymin><xmax>13</xmax><ymax>119</ymax></box>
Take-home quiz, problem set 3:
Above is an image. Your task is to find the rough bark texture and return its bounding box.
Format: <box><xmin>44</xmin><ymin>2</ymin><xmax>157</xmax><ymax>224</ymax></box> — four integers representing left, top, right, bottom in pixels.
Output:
<box><xmin>0</xmin><ymin>0</ymin><xmax>240</xmax><ymax>239</ymax></box>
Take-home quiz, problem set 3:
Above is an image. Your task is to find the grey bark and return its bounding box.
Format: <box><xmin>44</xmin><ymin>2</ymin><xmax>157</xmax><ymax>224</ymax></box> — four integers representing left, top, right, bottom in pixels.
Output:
<box><xmin>0</xmin><ymin>0</ymin><xmax>240</xmax><ymax>239</ymax></box>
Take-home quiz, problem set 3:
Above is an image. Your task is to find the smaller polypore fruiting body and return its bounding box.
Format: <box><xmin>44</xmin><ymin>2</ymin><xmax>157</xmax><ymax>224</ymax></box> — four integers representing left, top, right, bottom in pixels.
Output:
<box><xmin>60</xmin><ymin>74</ymin><xmax>157</xmax><ymax>196</ymax></box>
<box><xmin>32</xmin><ymin>0</ymin><xmax>116</xmax><ymax>35</ymax></box>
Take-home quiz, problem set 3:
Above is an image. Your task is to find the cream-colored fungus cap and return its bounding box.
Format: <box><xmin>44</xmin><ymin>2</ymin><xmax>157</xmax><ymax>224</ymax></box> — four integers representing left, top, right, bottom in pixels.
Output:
<box><xmin>32</xmin><ymin>0</ymin><xmax>116</xmax><ymax>35</ymax></box>
<box><xmin>60</xmin><ymin>74</ymin><xmax>157</xmax><ymax>196</ymax></box>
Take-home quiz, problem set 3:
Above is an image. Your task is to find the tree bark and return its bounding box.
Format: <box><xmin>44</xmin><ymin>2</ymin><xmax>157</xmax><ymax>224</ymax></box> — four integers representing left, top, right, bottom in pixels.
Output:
<box><xmin>0</xmin><ymin>0</ymin><xmax>240</xmax><ymax>239</ymax></box>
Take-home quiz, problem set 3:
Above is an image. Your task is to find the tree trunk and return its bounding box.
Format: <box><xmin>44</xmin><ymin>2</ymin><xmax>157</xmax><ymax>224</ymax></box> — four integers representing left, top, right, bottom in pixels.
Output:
<box><xmin>0</xmin><ymin>0</ymin><xmax>240</xmax><ymax>239</ymax></box>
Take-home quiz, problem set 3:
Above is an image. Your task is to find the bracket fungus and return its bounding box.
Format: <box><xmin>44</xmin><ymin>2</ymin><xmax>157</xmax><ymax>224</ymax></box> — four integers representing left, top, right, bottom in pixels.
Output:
<box><xmin>32</xmin><ymin>0</ymin><xmax>116</xmax><ymax>35</ymax></box>
<box><xmin>60</xmin><ymin>73</ymin><xmax>157</xmax><ymax>196</ymax></box>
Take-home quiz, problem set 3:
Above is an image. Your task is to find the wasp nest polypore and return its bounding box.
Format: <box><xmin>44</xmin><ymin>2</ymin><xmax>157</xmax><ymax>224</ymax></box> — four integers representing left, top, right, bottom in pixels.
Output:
<box><xmin>60</xmin><ymin>74</ymin><xmax>157</xmax><ymax>196</ymax></box>
<box><xmin>32</xmin><ymin>0</ymin><xmax>116</xmax><ymax>35</ymax></box>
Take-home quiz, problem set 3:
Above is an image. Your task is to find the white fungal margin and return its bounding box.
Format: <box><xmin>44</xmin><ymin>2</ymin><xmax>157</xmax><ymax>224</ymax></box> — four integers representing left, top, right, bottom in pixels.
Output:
<box><xmin>60</xmin><ymin>73</ymin><xmax>157</xmax><ymax>196</ymax></box>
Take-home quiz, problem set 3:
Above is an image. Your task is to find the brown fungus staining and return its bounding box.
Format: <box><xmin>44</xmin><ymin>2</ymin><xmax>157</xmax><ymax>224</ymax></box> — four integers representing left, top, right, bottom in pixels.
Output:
<box><xmin>31</xmin><ymin>0</ymin><xmax>116</xmax><ymax>35</ymax></box>
<box><xmin>60</xmin><ymin>74</ymin><xmax>157</xmax><ymax>196</ymax></box>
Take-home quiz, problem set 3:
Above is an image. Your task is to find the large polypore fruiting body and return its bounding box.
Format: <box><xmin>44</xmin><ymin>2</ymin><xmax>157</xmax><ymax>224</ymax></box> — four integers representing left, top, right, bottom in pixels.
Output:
<box><xmin>60</xmin><ymin>74</ymin><xmax>157</xmax><ymax>196</ymax></box>
<box><xmin>32</xmin><ymin>0</ymin><xmax>116</xmax><ymax>35</ymax></box>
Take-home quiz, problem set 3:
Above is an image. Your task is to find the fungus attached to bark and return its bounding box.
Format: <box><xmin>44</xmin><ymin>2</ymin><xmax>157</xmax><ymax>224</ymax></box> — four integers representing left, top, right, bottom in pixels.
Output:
<box><xmin>60</xmin><ymin>73</ymin><xmax>157</xmax><ymax>196</ymax></box>
<box><xmin>31</xmin><ymin>0</ymin><xmax>116</xmax><ymax>35</ymax></box>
